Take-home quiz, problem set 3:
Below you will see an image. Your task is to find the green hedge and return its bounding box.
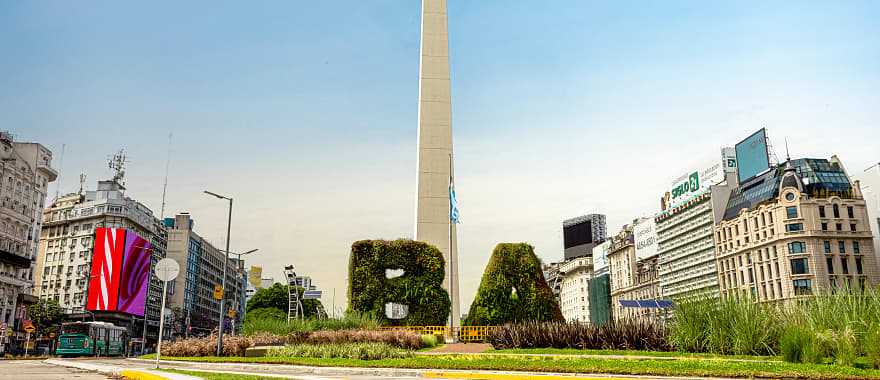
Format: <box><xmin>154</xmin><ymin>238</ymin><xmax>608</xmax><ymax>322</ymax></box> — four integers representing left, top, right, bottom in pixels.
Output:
<box><xmin>465</xmin><ymin>243</ymin><xmax>563</xmax><ymax>325</ymax></box>
<box><xmin>348</xmin><ymin>239</ymin><xmax>451</xmax><ymax>326</ymax></box>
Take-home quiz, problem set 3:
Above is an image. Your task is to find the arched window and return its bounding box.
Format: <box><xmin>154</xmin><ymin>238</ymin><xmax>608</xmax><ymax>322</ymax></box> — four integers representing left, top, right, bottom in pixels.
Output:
<box><xmin>833</xmin><ymin>204</ymin><xmax>840</xmax><ymax>218</ymax></box>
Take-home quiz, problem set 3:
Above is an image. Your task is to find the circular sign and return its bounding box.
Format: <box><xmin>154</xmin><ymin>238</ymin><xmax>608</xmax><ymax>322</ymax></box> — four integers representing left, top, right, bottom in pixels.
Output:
<box><xmin>155</xmin><ymin>258</ymin><xmax>180</xmax><ymax>282</ymax></box>
<box><xmin>24</xmin><ymin>325</ymin><xmax>35</xmax><ymax>333</ymax></box>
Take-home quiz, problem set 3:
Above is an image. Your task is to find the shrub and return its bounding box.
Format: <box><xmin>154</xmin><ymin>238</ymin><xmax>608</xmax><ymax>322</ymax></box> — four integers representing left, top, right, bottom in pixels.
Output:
<box><xmin>669</xmin><ymin>297</ymin><xmax>779</xmax><ymax>356</ymax></box>
<box><xmin>348</xmin><ymin>239</ymin><xmax>451</xmax><ymax>326</ymax></box>
<box><xmin>865</xmin><ymin>324</ymin><xmax>880</xmax><ymax>369</ymax></box>
<box><xmin>244</xmin><ymin>307</ymin><xmax>286</xmax><ymax>323</ymax></box>
<box><xmin>420</xmin><ymin>334</ymin><xmax>438</xmax><ymax>348</ymax></box>
<box><xmin>780</xmin><ymin>325</ymin><xmax>813</xmax><ymax>363</ymax></box>
<box><xmin>242</xmin><ymin>312</ymin><xmax>380</xmax><ymax>336</ymax></box>
<box><xmin>465</xmin><ymin>243</ymin><xmax>564</xmax><ymax>325</ymax></box>
<box><xmin>162</xmin><ymin>334</ymin><xmax>251</xmax><ymax>357</ymax></box>
<box><xmin>298</xmin><ymin>329</ymin><xmax>422</xmax><ymax>350</ymax></box>
<box><xmin>488</xmin><ymin>320</ymin><xmax>670</xmax><ymax>352</ymax></box>
<box><xmin>247</xmin><ymin>283</ymin><xmax>323</xmax><ymax>319</ymax></box>
<box><xmin>268</xmin><ymin>343</ymin><xmax>411</xmax><ymax>360</ymax></box>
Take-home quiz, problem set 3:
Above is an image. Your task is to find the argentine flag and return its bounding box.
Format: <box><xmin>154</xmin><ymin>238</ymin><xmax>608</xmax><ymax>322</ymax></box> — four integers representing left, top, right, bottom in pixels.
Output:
<box><xmin>449</xmin><ymin>178</ymin><xmax>460</xmax><ymax>224</ymax></box>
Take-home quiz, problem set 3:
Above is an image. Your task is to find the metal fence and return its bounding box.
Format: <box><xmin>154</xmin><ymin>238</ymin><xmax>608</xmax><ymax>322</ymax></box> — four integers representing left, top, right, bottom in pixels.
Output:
<box><xmin>379</xmin><ymin>326</ymin><xmax>499</xmax><ymax>343</ymax></box>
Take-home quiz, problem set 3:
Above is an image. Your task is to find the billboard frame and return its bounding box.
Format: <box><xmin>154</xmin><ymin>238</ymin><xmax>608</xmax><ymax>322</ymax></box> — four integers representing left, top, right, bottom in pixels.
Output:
<box><xmin>735</xmin><ymin>128</ymin><xmax>771</xmax><ymax>183</ymax></box>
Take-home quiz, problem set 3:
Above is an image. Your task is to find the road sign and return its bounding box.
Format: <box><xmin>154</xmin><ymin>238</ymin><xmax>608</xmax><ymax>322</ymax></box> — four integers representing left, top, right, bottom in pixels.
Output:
<box><xmin>0</xmin><ymin>322</ymin><xmax>6</xmax><ymax>332</ymax></box>
<box><xmin>22</xmin><ymin>320</ymin><xmax>35</xmax><ymax>333</ymax></box>
<box><xmin>155</xmin><ymin>258</ymin><xmax>180</xmax><ymax>282</ymax></box>
<box><xmin>302</xmin><ymin>290</ymin><xmax>322</xmax><ymax>299</ymax></box>
<box><xmin>213</xmin><ymin>285</ymin><xmax>224</xmax><ymax>300</ymax></box>
<box><xmin>227</xmin><ymin>308</ymin><xmax>236</xmax><ymax>318</ymax></box>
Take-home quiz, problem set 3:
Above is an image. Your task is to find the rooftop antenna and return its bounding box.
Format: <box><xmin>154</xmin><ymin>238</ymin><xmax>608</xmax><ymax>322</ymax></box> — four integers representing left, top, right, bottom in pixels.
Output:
<box><xmin>784</xmin><ymin>138</ymin><xmax>791</xmax><ymax>162</ymax></box>
<box><xmin>53</xmin><ymin>144</ymin><xmax>66</xmax><ymax>201</ymax></box>
<box><xmin>108</xmin><ymin>149</ymin><xmax>127</xmax><ymax>186</ymax></box>
<box><xmin>160</xmin><ymin>132</ymin><xmax>173</xmax><ymax>219</ymax></box>
<box><xmin>78</xmin><ymin>173</ymin><xmax>87</xmax><ymax>196</ymax></box>
<box><xmin>763</xmin><ymin>126</ymin><xmax>780</xmax><ymax>166</ymax></box>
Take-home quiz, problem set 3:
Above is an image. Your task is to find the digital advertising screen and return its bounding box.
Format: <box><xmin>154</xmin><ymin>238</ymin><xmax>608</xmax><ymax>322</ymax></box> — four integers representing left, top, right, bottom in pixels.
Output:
<box><xmin>735</xmin><ymin>128</ymin><xmax>771</xmax><ymax>182</ymax></box>
<box><xmin>86</xmin><ymin>227</ymin><xmax>152</xmax><ymax>316</ymax></box>
<box><xmin>563</xmin><ymin>220</ymin><xmax>592</xmax><ymax>249</ymax></box>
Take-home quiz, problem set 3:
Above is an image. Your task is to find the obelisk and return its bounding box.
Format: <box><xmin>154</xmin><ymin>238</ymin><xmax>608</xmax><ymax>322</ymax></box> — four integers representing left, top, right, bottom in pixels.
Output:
<box><xmin>415</xmin><ymin>0</ymin><xmax>460</xmax><ymax>331</ymax></box>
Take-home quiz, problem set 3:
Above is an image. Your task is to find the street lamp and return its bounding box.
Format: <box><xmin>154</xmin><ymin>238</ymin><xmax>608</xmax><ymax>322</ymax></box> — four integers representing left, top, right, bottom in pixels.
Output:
<box><xmin>220</xmin><ymin>249</ymin><xmax>258</xmax><ymax>336</ymax></box>
<box><xmin>204</xmin><ymin>190</ymin><xmax>233</xmax><ymax>356</ymax></box>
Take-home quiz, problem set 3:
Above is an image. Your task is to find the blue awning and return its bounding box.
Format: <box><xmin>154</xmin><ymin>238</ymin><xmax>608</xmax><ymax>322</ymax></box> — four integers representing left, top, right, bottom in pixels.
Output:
<box><xmin>619</xmin><ymin>299</ymin><xmax>674</xmax><ymax>308</ymax></box>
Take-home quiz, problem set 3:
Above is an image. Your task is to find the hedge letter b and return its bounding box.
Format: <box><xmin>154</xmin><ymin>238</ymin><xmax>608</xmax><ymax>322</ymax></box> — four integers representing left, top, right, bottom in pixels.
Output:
<box><xmin>348</xmin><ymin>239</ymin><xmax>451</xmax><ymax>326</ymax></box>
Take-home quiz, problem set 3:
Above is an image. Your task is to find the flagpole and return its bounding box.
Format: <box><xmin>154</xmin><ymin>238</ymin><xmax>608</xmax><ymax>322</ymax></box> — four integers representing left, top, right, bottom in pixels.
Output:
<box><xmin>448</xmin><ymin>152</ymin><xmax>455</xmax><ymax>342</ymax></box>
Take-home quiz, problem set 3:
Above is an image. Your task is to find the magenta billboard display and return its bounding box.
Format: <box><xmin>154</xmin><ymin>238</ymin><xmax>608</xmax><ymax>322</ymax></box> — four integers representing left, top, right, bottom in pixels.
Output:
<box><xmin>87</xmin><ymin>228</ymin><xmax>151</xmax><ymax>317</ymax></box>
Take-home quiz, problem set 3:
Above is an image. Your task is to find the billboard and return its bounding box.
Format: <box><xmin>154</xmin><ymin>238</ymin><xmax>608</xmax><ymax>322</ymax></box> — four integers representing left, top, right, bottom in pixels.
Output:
<box><xmin>633</xmin><ymin>218</ymin><xmax>658</xmax><ymax>259</ymax></box>
<box><xmin>563</xmin><ymin>220</ymin><xmax>592</xmax><ymax>249</ymax></box>
<box><xmin>87</xmin><ymin>228</ymin><xmax>152</xmax><ymax>316</ymax></box>
<box><xmin>592</xmin><ymin>240</ymin><xmax>612</xmax><ymax>273</ymax></box>
<box><xmin>735</xmin><ymin>128</ymin><xmax>770</xmax><ymax>183</ymax></box>
<box><xmin>663</xmin><ymin>148</ymin><xmax>736</xmax><ymax>210</ymax></box>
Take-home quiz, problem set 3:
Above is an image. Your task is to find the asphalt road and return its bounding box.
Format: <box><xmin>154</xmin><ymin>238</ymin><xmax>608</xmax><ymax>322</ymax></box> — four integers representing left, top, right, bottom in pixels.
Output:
<box><xmin>0</xmin><ymin>359</ymin><xmax>110</xmax><ymax>380</ymax></box>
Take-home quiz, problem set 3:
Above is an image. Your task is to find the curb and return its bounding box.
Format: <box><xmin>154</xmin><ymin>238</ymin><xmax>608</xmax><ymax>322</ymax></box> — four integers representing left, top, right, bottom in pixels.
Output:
<box><xmin>44</xmin><ymin>359</ymin><xmax>201</xmax><ymax>380</ymax></box>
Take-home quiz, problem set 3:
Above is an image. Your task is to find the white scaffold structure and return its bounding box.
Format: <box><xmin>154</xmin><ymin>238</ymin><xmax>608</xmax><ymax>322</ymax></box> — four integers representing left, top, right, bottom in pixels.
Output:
<box><xmin>284</xmin><ymin>265</ymin><xmax>305</xmax><ymax>322</ymax></box>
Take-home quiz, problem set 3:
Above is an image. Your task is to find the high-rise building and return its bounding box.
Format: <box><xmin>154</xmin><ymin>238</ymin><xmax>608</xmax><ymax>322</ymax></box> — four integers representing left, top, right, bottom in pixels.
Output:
<box><xmin>656</xmin><ymin>148</ymin><xmax>738</xmax><ymax>300</ymax></box>
<box><xmin>164</xmin><ymin>213</ymin><xmax>246</xmax><ymax>335</ymax></box>
<box><xmin>558</xmin><ymin>256</ymin><xmax>592</xmax><ymax>322</ymax></box>
<box><xmin>715</xmin><ymin>157</ymin><xmax>879</xmax><ymax>301</ymax></box>
<box><xmin>415</xmin><ymin>0</ymin><xmax>460</xmax><ymax>330</ymax></box>
<box><xmin>35</xmin><ymin>179</ymin><xmax>166</xmax><ymax>343</ymax></box>
<box><xmin>562</xmin><ymin>214</ymin><xmax>606</xmax><ymax>260</ymax></box>
<box><xmin>0</xmin><ymin>133</ymin><xmax>56</xmax><ymax>353</ymax></box>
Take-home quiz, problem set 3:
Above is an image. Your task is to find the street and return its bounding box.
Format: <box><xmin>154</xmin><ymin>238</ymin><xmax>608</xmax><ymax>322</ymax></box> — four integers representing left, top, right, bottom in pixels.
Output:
<box><xmin>0</xmin><ymin>360</ymin><xmax>110</xmax><ymax>380</ymax></box>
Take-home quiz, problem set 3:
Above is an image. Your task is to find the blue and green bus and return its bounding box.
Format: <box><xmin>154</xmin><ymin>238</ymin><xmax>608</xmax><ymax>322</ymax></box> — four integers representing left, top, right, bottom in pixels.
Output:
<box><xmin>56</xmin><ymin>321</ymin><xmax>128</xmax><ymax>357</ymax></box>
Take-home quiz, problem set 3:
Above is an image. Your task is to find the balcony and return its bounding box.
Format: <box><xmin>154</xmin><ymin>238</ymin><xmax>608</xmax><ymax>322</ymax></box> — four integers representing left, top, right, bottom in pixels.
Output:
<box><xmin>0</xmin><ymin>248</ymin><xmax>31</xmax><ymax>269</ymax></box>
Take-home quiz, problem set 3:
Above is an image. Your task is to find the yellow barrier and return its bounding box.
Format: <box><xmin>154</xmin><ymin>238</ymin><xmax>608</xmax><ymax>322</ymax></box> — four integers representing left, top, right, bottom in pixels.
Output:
<box><xmin>380</xmin><ymin>326</ymin><xmax>499</xmax><ymax>342</ymax></box>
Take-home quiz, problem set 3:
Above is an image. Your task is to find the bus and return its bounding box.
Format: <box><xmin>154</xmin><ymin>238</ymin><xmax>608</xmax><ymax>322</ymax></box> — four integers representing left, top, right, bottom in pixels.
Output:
<box><xmin>56</xmin><ymin>321</ymin><xmax>128</xmax><ymax>357</ymax></box>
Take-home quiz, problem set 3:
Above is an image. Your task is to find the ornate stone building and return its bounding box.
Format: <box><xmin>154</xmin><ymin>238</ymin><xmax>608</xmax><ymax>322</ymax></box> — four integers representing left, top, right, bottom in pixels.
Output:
<box><xmin>715</xmin><ymin>157</ymin><xmax>879</xmax><ymax>302</ymax></box>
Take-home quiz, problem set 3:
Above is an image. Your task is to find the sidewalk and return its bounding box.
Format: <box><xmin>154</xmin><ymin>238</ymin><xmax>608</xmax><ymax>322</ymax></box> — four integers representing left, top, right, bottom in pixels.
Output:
<box><xmin>44</xmin><ymin>359</ymin><xmax>201</xmax><ymax>380</ymax></box>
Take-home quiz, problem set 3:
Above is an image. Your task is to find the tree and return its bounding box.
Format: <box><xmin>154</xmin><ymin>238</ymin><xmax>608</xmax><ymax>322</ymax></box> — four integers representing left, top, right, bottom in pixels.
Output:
<box><xmin>246</xmin><ymin>283</ymin><xmax>322</xmax><ymax>319</ymax></box>
<box><xmin>27</xmin><ymin>299</ymin><xmax>63</xmax><ymax>336</ymax></box>
<box><xmin>348</xmin><ymin>239</ymin><xmax>451</xmax><ymax>326</ymax></box>
<box><xmin>465</xmin><ymin>243</ymin><xmax>564</xmax><ymax>325</ymax></box>
<box><xmin>244</xmin><ymin>307</ymin><xmax>286</xmax><ymax>323</ymax></box>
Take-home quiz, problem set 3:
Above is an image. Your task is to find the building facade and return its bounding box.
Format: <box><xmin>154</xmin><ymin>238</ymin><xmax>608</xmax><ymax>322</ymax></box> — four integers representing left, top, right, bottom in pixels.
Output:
<box><xmin>542</xmin><ymin>261</ymin><xmax>562</xmax><ymax>305</ymax></box>
<box><xmin>0</xmin><ymin>134</ymin><xmax>56</xmax><ymax>352</ymax></box>
<box><xmin>164</xmin><ymin>213</ymin><xmax>246</xmax><ymax>336</ymax></box>
<box><xmin>656</xmin><ymin>153</ymin><xmax>738</xmax><ymax>300</ymax></box>
<box><xmin>608</xmin><ymin>225</ymin><xmax>662</xmax><ymax>321</ymax></box>
<box><xmin>35</xmin><ymin>179</ymin><xmax>167</xmax><ymax>343</ymax></box>
<box><xmin>715</xmin><ymin>158</ymin><xmax>880</xmax><ymax>302</ymax></box>
<box><xmin>558</xmin><ymin>256</ymin><xmax>592</xmax><ymax>322</ymax></box>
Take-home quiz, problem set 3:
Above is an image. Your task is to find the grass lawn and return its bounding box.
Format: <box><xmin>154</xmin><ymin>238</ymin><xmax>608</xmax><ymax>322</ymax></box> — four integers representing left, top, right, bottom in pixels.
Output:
<box><xmin>489</xmin><ymin>347</ymin><xmax>778</xmax><ymax>361</ymax></box>
<box><xmin>143</xmin><ymin>353</ymin><xmax>880</xmax><ymax>379</ymax></box>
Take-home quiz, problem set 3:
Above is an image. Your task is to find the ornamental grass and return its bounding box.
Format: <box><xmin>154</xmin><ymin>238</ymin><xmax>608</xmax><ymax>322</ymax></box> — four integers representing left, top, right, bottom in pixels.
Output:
<box><xmin>488</xmin><ymin>320</ymin><xmax>670</xmax><ymax>351</ymax></box>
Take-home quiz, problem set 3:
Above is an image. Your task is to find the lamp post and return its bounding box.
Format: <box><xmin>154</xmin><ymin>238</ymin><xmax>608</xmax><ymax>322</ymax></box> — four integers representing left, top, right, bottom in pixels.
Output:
<box><xmin>204</xmin><ymin>190</ymin><xmax>233</xmax><ymax>356</ymax></box>
<box><xmin>220</xmin><ymin>248</ymin><xmax>258</xmax><ymax>336</ymax></box>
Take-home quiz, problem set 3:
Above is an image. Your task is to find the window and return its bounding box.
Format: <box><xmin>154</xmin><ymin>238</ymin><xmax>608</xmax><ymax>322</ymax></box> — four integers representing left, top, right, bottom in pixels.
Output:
<box><xmin>839</xmin><ymin>241</ymin><xmax>846</xmax><ymax>254</ymax></box>
<box><xmin>856</xmin><ymin>257</ymin><xmax>863</xmax><ymax>274</ymax></box>
<box><xmin>819</xmin><ymin>206</ymin><xmax>826</xmax><ymax>218</ymax></box>
<box><xmin>841</xmin><ymin>258</ymin><xmax>849</xmax><ymax>274</ymax></box>
<box><xmin>786</xmin><ymin>223</ymin><xmax>804</xmax><ymax>232</ymax></box>
<box><xmin>785</xmin><ymin>192</ymin><xmax>796</xmax><ymax>201</ymax></box>
<box><xmin>790</xmin><ymin>258</ymin><xmax>809</xmax><ymax>275</ymax></box>
<box><xmin>793</xmin><ymin>279</ymin><xmax>813</xmax><ymax>295</ymax></box>
<box><xmin>826</xmin><ymin>257</ymin><xmax>834</xmax><ymax>274</ymax></box>
<box><xmin>788</xmin><ymin>241</ymin><xmax>806</xmax><ymax>254</ymax></box>
<box><xmin>786</xmin><ymin>206</ymin><xmax>798</xmax><ymax>219</ymax></box>
<box><xmin>836</xmin><ymin>223</ymin><xmax>842</xmax><ymax>231</ymax></box>
<box><xmin>853</xmin><ymin>241</ymin><xmax>860</xmax><ymax>254</ymax></box>
<box><xmin>824</xmin><ymin>241</ymin><xmax>831</xmax><ymax>254</ymax></box>
<box><xmin>833</xmin><ymin>204</ymin><xmax>840</xmax><ymax>218</ymax></box>
<box><xmin>821</xmin><ymin>223</ymin><xmax>828</xmax><ymax>231</ymax></box>
<box><xmin>850</xmin><ymin>223</ymin><xmax>857</xmax><ymax>232</ymax></box>
<box><xmin>847</xmin><ymin>206</ymin><xmax>854</xmax><ymax>218</ymax></box>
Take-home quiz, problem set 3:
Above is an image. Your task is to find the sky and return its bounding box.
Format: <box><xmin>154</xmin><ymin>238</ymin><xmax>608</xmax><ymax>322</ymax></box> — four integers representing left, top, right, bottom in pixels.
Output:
<box><xmin>3</xmin><ymin>1</ymin><xmax>880</xmax><ymax>314</ymax></box>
